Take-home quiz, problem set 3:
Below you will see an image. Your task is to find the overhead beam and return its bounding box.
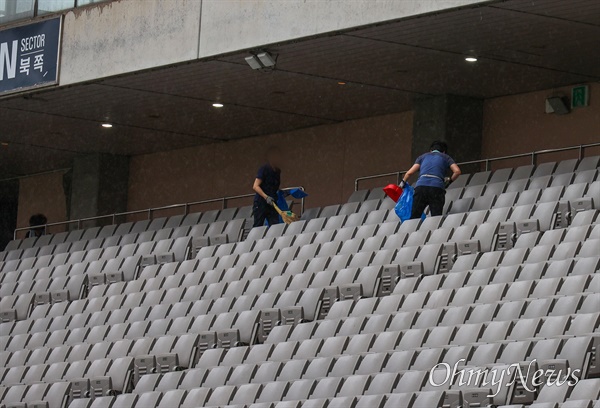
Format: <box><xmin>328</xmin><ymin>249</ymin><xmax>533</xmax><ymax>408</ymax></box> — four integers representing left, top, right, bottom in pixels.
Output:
<box><xmin>58</xmin><ymin>0</ymin><xmax>491</xmax><ymax>86</ymax></box>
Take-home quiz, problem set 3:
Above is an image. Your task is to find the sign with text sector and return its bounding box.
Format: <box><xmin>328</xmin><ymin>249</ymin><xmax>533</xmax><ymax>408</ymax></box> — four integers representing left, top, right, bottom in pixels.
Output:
<box><xmin>0</xmin><ymin>17</ymin><xmax>61</xmax><ymax>95</ymax></box>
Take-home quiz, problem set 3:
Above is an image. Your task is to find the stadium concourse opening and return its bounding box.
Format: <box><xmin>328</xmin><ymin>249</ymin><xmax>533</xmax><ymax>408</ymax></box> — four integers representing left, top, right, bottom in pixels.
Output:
<box><xmin>0</xmin><ymin>0</ymin><xmax>599</xmax><ymax>407</ymax></box>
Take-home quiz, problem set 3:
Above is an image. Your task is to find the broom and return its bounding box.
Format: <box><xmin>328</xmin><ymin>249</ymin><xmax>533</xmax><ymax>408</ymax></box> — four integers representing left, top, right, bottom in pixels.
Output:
<box><xmin>273</xmin><ymin>203</ymin><xmax>300</xmax><ymax>224</ymax></box>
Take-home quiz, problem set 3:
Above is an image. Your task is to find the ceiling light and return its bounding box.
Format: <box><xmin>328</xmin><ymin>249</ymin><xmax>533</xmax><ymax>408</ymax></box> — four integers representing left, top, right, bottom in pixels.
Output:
<box><xmin>101</xmin><ymin>123</ymin><xmax>113</xmax><ymax>128</ymax></box>
<box><xmin>1</xmin><ymin>142</ymin><xmax>8</xmax><ymax>146</ymax></box>
<box><xmin>465</xmin><ymin>56</ymin><xmax>478</xmax><ymax>62</ymax></box>
<box><xmin>212</xmin><ymin>103</ymin><xmax>224</xmax><ymax>108</ymax></box>
<box><xmin>257</xmin><ymin>52</ymin><xmax>276</xmax><ymax>67</ymax></box>
<box><xmin>245</xmin><ymin>52</ymin><xmax>277</xmax><ymax>70</ymax></box>
<box><xmin>338</xmin><ymin>81</ymin><xmax>346</xmax><ymax>85</ymax></box>
<box><xmin>245</xmin><ymin>55</ymin><xmax>263</xmax><ymax>70</ymax></box>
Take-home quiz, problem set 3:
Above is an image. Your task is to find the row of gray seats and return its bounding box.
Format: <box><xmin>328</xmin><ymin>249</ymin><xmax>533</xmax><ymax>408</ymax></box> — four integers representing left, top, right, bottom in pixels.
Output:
<box><xmin>3</xmin><ymin>255</ymin><xmax>596</xmax><ymax>388</ymax></box>
<box><xmin>66</xmin><ymin>388</ymin><xmax>464</xmax><ymax>408</ymax></box>
<box><xmin>7</xmin><ymin>267</ymin><xmax>593</xmax><ymax>366</ymax></box>
<box><xmin>448</xmin><ymin>157</ymin><xmax>600</xmax><ymax>188</ymax></box>
<box><xmin>0</xmin><ymin>274</ymin><xmax>87</xmax><ymax>303</ymax></box>
<box><xmin>4</xmin><ymin>268</ymin><xmax>597</xmax><ymax>356</ymax></box>
<box><xmin>1</xmin><ymin>198</ymin><xmax>595</xmax><ymax>281</ymax></box>
<box><xmin>60</xmin><ymin>334</ymin><xmax>598</xmax><ymax>407</ymax></box>
<box><xmin>0</xmin><ymin>254</ymin><xmax>143</xmax><ymax>286</ymax></box>
<box><xmin>452</xmin><ymin>173</ymin><xmax>598</xmax><ymax>200</ymax></box>
<box><xmin>1</xmin><ymin>224</ymin><xmax>188</xmax><ymax>265</ymax></box>
<box><xmin>2</xmin><ymin>205</ymin><xmax>252</xmax><ymax>252</ymax></box>
<box><xmin>0</xmin><ymin>382</ymin><xmax>70</xmax><ymax>408</ymax></box>
<box><xmin>0</xmin><ymin>255</ymin><xmax>144</xmax><ymax>324</ymax></box>
<box><xmin>2</xmin><ymin>210</ymin><xmax>594</xmax><ymax>354</ymax></box>
<box><xmin>3</xmin><ymin>287</ymin><xmax>595</xmax><ymax>394</ymax></box>
<box><xmin>326</xmin><ymin>284</ymin><xmax>598</xmax><ymax>322</ymax></box>
<box><xmin>446</xmin><ymin>181</ymin><xmax>598</xmax><ymax>215</ymax></box>
<box><xmin>451</xmin><ymin>239</ymin><xmax>599</xmax><ymax>271</ymax></box>
<box><xmin>249</xmin><ymin>207</ymin><xmax>598</xmax><ymax>258</ymax></box>
<box><xmin>347</xmin><ymin>156</ymin><xmax>600</xmax><ymax>203</ymax></box>
<box><xmin>308</xmin><ymin>177</ymin><xmax>598</xmax><ymax>225</ymax></box>
<box><xmin>269</xmin><ymin>306</ymin><xmax>598</xmax><ymax>344</ymax></box>
<box><xmin>2</xmin><ymin>210</ymin><xmax>593</xmax><ymax>328</ymax></box>
<box><xmin>0</xmin><ymin>286</ymin><xmax>323</xmax><ymax>342</ymax></box>
<box><xmin>2</xmin><ymin>381</ymin><xmax>599</xmax><ymax>408</ymax></box>
<box><xmin>136</xmin><ymin>338</ymin><xmax>600</xmax><ymax>404</ymax></box>
<box><xmin>1</xmin><ymin>356</ymin><xmax>135</xmax><ymax>393</ymax></box>
<box><xmin>1</xmin><ymin>217</ymin><xmax>243</xmax><ymax>271</ymax></box>
<box><xmin>0</xmin><ymin>237</ymin><xmax>191</xmax><ymax>299</ymax></box>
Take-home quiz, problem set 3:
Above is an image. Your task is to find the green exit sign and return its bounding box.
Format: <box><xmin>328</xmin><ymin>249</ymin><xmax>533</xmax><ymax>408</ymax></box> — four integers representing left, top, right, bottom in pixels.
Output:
<box><xmin>571</xmin><ymin>85</ymin><xmax>589</xmax><ymax>108</ymax></box>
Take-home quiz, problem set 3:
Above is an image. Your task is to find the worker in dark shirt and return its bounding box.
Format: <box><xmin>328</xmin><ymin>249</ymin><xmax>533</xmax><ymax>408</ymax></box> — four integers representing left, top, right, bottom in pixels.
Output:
<box><xmin>400</xmin><ymin>141</ymin><xmax>462</xmax><ymax>219</ymax></box>
<box><xmin>252</xmin><ymin>147</ymin><xmax>282</xmax><ymax>227</ymax></box>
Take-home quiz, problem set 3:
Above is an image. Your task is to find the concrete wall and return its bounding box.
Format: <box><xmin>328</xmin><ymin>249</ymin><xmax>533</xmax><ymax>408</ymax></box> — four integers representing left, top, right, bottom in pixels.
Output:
<box><xmin>60</xmin><ymin>0</ymin><xmax>202</xmax><ymax>85</ymax></box>
<box><xmin>483</xmin><ymin>82</ymin><xmax>600</xmax><ymax>168</ymax></box>
<box><xmin>125</xmin><ymin>83</ymin><xmax>600</xmax><ymax>215</ymax></box>
<box><xmin>127</xmin><ymin>111</ymin><xmax>414</xmax><ymax>215</ymax></box>
<box><xmin>59</xmin><ymin>0</ymin><xmax>489</xmax><ymax>85</ymax></box>
<box><xmin>16</xmin><ymin>170</ymin><xmax>69</xmax><ymax>236</ymax></box>
<box><xmin>198</xmin><ymin>0</ymin><xmax>489</xmax><ymax>57</ymax></box>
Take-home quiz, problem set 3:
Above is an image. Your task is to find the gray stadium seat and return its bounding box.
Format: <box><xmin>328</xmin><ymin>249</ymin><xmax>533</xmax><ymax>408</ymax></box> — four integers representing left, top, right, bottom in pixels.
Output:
<box><xmin>468</xmin><ymin>171</ymin><xmax>491</xmax><ymax>186</ymax></box>
<box><xmin>531</xmin><ymin>162</ymin><xmax>556</xmax><ymax>178</ymax></box>
<box><xmin>449</xmin><ymin>174</ymin><xmax>470</xmax><ymax>189</ymax></box>
<box><xmin>539</xmin><ymin>186</ymin><xmax>564</xmax><ymax>203</ymax></box>
<box><xmin>529</xmin><ymin>175</ymin><xmax>552</xmax><ymax>190</ymax></box>
<box><xmin>550</xmin><ymin>172</ymin><xmax>575</xmax><ymax>187</ymax></box>
<box><xmin>488</xmin><ymin>168</ymin><xmax>513</xmax><ymax>183</ymax></box>
<box><xmin>448</xmin><ymin>197</ymin><xmax>474</xmax><ymax>214</ymax></box>
<box><xmin>462</xmin><ymin>184</ymin><xmax>486</xmax><ymax>199</ymax></box>
<box><xmin>574</xmin><ymin>169</ymin><xmax>598</xmax><ymax>184</ymax></box>
<box><xmin>553</xmin><ymin>158</ymin><xmax>578</xmax><ymax>174</ymax></box>
<box><xmin>348</xmin><ymin>190</ymin><xmax>369</xmax><ymax>203</ymax></box>
<box><xmin>577</xmin><ymin>155</ymin><xmax>600</xmax><ymax>171</ymax></box>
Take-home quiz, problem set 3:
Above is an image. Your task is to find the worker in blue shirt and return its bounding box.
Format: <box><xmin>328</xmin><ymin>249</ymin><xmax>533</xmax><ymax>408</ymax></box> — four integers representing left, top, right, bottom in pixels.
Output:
<box><xmin>400</xmin><ymin>141</ymin><xmax>462</xmax><ymax>219</ymax></box>
<box><xmin>252</xmin><ymin>146</ymin><xmax>282</xmax><ymax>227</ymax></box>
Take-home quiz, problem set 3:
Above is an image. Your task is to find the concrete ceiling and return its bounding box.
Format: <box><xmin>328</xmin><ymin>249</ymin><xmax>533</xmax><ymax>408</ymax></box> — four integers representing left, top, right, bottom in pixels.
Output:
<box><xmin>1</xmin><ymin>0</ymin><xmax>599</xmax><ymax>179</ymax></box>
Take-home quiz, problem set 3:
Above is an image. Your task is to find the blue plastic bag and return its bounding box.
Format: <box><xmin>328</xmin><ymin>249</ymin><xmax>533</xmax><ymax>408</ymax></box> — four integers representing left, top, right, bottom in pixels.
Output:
<box><xmin>394</xmin><ymin>185</ymin><xmax>425</xmax><ymax>222</ymax></box>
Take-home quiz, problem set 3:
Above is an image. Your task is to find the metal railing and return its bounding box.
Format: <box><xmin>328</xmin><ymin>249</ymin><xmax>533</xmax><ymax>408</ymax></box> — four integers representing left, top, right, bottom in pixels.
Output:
<box><xmin>12</xmin><ymin>141</ymin><xmax>600</xmax><ymax>239</ymax></box>
<box><xmin>354</xmin><ymin>142</ymin><xmax>600</xmax><ymax>191</ymax></box>
<box><xmin>14</xmin><ymin>186</ymin><xmax>306</xmax><ymax>239</ymax></box>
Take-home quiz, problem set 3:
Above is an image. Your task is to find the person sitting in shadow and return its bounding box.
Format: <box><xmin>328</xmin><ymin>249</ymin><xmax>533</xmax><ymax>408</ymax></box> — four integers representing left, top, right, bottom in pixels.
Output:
<box><xmin>27</xmin><ymin>213</ymin><xmax>47</xmax><ymax>238</ymax></box>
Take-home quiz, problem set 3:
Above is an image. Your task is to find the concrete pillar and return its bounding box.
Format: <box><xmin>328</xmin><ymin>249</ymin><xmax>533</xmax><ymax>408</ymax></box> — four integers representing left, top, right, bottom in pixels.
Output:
<box><xmin>70</xmin><ymin>153</ymin><xmax>129</xmax><ymax>227</ymax></box>
<box><xmin>412</xmin><ymin>94</ymin><xmax>483</xmax><ymax>172</ymax></box>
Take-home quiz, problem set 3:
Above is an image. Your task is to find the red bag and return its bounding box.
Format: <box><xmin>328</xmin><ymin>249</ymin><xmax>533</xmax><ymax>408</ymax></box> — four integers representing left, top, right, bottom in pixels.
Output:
<box><xmin>383</xmin><ymin>184</ymin><xmax>403</xmax><ymax>202</ymax></box>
